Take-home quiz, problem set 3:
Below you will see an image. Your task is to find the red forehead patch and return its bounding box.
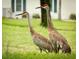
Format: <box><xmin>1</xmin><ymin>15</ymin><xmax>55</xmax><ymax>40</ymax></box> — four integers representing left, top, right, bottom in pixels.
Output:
<box><xmin>42</xmin><ymin>3</ymin><xmax>48</xmax><ymax>6</ymax></box>
<box><xmin>44</xmin><ymin>4</ymin><xmax>48</xmax><ymax>6</ymax></box>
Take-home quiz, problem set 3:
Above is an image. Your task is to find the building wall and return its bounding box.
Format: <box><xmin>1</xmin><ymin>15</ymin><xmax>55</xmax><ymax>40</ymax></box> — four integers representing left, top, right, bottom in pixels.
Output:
<box><xmin>2</xmin><ymin>0</ymin><xmax>11</xmax><ymax>8</ymax></box>
<box><xmin>2</xmin><ymin>0</ymin><xmax>11</xmax><ymax>17</ymax></box>
<box><xmin>51</xmin><ymin>0</ymin><xmax>59</xmax><ymax>19</ymax></box>
<box><xmin>2</xmin><ymin>0</ymin><xmax>76</xmax><ymax>19</ymax></box>
<box><xmin>12</xmin><ymin>0</ymin><xmax>41</xmax><ymax>18</ymax></box>
<box><xmin>26</xmin><ymin>0</ymin><xmax>41</xmax><ymax>15</ymax></box>
<box><xmin>61</xmin><ymin>0</ymin><xmax>76</xmax><ymax>19</ymax></box>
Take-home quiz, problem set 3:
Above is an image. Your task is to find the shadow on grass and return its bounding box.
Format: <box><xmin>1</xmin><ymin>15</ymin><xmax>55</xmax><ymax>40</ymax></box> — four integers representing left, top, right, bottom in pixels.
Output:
<box><xmin>2</xmin><ymin>51</ymin><xmax>76</xmax><ymax>59</ymax></box>
<box><xmin>55</xmin><ymin>28</ymin><xmax>75</xmax><ymax>31</ymax></box>
<box><xmin>2</xmin><ymin>23</ymin><xmax>28</xmax><ymax>27</ymax></box>
<box><xmin>3</xmin><ymin>23</ymin><xmax>76</xmax><ymax>31</ymax></box>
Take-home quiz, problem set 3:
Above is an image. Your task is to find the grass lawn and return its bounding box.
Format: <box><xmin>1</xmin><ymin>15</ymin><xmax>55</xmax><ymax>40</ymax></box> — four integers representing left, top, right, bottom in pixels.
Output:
<box><xmin>2</xmin><ymin>18</ymin><xmax>76</xmax><ymax>59</ymax></box>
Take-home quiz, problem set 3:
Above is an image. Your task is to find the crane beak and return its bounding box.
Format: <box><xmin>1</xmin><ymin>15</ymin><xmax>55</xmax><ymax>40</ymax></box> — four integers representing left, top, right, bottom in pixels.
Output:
<box><xmin>16</xmin><ymin>11</ymin><xmax>29</xmax><ymax>16</ymax></box>
<box><xmin>16</xmin><ymin>14</ymin><xmax>21</xmax><ymax>16</ymax></box>
<box><xmin>36</xmin><ymin>6</ymin><xmax>42</xmax><ymax>9</ymax></box>
<box><xmin>35</xmin><ymin>6</ymin><xmax>44</xmax><ymax>9</ymax></box>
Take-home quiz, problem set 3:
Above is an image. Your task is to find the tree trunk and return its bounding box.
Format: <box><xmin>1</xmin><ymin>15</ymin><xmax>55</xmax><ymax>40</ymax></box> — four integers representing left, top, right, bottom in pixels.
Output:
<box><xmin>40</xmin><ymin>0</ymin><xmax>52</xmax><ymax>27</ymax></box>
<box><xmin>58</xmin><ymin>0</ymin><xmax>61</xmax><ymax>20</ymax></box>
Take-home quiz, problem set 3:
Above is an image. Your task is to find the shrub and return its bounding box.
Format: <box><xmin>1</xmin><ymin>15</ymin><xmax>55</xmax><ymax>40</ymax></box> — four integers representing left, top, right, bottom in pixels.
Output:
<box><xmin>32</xmin><ymin>14</ymin><xmax>40</xmax><ymax>18</ymax></box>
<box><xmin>69</xmin><ymin>14</ymin><xmax>76</xmax><ymax>20</ymax></box>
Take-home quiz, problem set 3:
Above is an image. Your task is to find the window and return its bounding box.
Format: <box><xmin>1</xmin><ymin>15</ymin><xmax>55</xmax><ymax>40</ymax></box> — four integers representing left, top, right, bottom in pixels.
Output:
<box><xmin>52</xmin><ymin>0</ymin><xmax>57</xmax><ymax>13</ymax></box>
<box><xmin>11</xmin><ymin>0</ymin><xmax>15</xmax><ymax>12</ymax></box>
<box><xmin>54</xmin><ymin>0</ymin><xmax>57</xmax><ymax>12</ymax></box>
<box><xmin>11</xmin><ymin>0</ymin><xmax>26</xmax><ymax>12</ymax></box>
<box><xmin>23</xmin><ymin>0</ymin><xmax>26</xmax><ymax>11</ymax></box>
<box><xmin>16</xmin><ymin>0</ymin><xmax>21</xmax><ymax>11</ymax></box>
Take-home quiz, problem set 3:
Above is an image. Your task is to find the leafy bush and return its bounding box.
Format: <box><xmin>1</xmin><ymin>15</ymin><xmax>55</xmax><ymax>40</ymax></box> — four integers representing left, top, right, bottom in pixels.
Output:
<box><xmin>69</xmin><ymin>14</ymin><xmax>76</xmax><ymax>20</ymax></box>
<box><xmin>32</xmin><ymin>14</ymin><xmax>40</xmax><ymax>18</ymax></box>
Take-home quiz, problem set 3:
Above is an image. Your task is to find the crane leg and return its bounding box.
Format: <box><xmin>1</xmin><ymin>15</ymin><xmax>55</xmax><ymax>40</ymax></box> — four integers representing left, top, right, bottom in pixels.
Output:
<box><xmin>57</xmin><ymin>44</ymin><xmax>60</xmax><ymax>53</ymax></box>
<box><xmin>44</xmin><ymin>50</ymin><xmax>48</xmax><ymax>53</ymax></box>
<box><xmin>39</xmin><ymin>48</ymin><xmax>42</xmax><ymax>53</ymax></box>
<box><xmin>53</xmin><ymin>42</ymin><xmax>60</xmax><ymax>53</ymax></box>
<box><xmin>39</xmin><ymin>48</ymin><xmax>48</xmax><ymax>53</ymax></box>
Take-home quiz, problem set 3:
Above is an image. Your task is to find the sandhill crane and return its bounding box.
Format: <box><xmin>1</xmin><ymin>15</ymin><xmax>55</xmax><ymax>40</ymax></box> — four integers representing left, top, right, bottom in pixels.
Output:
<box><xmin>16</xmin><ymin>11</ymin><xmax>54</xmax><ymax>53</ymax></box>
<box><xmin>36</xmin><ymin>4</ymin><xmax>71</xmax><ymax>53</ymax></box>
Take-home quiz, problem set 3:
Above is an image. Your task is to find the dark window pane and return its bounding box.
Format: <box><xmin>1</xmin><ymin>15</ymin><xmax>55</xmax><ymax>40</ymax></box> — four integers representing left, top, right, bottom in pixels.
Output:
<box><xmin>52</xmin><ymin>0</ymin><xmax>53</xmax><ymax>12</ymax></box>
<box><xmin>50</xmin><ymin>0</ymin><xmax>52</xmax><ymax>11</ymax></box>
<box><xmin>16</xmin><ymin>0</ymin><xmax>21</xmax><ymax>11</ymax></box>
<box><xmin>54</xmin><ymin>0</ymin><xmax>57</xmax><ymax>13</ymax></box>
<box><xmin>11</xmin><ymin>0</ymin><xmax>14</xmax><ymax>12</ymax></box>
<box><xmin>23</xmin><ymin>0</ymin><xmax>26</xmax><ymax>11</ymax></box>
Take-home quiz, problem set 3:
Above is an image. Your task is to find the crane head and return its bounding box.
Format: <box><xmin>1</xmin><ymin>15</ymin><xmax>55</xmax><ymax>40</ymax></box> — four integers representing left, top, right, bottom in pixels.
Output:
<box><xmin>36</xmin><ymin>4</ymin><xmax>49</xmax><ymax>10</ymax></box>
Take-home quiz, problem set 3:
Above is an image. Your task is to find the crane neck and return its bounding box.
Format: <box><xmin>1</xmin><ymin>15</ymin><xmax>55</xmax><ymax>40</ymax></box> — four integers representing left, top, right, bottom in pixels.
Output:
<box><xmin>46</xmin><ymin>8</ymin><xmax>54</xmax><ymax>31</ymax></box>
<box><xmin>27</xmin><ymin>13</ymin><xmax>35</xmax><ymax>35</ymax></box>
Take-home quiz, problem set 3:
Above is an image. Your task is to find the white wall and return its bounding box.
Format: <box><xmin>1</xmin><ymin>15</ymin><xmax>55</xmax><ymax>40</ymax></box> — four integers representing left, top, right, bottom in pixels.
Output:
<box><xmin>2</xmin><ymin>0</ymin><xmax>11</xmax><ymax>17</ymax></box>
<box><xmin>13</xmin><ymin>0</ymin><xmax>41</xmax><ymax>18</ymax></box>
<box><xmin>2</xmin><ymin>0</ymin><xmax>76</xmax><ymax>19</ymax></box>
<box><xmin>51</xmin><ymin>0</ymin><xmax>59</xmax><ymax>19</ymax></box>
<box><xmin>2</xmin><ymin>0</ymin><xmax>11</xmax><ymax>8</ymax></box>
<box><xmin>51</xmin><ymin>0</ymin><xmax>76</xmax><ymax>20</ymax></box>
<box><xmin>26</xmin><ymin>0</ymin><xmax>41</xmax><ymax>16</ymax></box>
<box><xmin>61</xmin><ymin>0</ymin><xmax>76</xmax><ymax>19</ymax></box>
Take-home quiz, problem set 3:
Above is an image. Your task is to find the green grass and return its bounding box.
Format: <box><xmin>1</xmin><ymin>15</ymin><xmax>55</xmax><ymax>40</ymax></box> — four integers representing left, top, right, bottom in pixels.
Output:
<box><xmin>2</xmin><ymin>18</ymin><xmax>76</xmax><ymax>59</ymax></box>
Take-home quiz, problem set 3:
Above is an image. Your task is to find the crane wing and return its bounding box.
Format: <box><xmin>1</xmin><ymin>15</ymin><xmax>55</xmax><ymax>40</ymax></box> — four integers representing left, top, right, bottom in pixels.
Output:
<box><xmin>49</xmin><ymin>30</ymin><xmax>68</xmax><ymax>45</ymax></box>
<box><xmin>32</xmin><ymin>33</ymin><xmax>52</xmax><ymax>49</ymax></box>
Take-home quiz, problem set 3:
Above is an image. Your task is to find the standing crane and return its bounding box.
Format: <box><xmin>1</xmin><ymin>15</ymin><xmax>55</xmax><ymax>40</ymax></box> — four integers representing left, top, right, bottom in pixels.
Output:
<box><xmin>36</xmin><ymin>4</ymin><xmax>71</xmax><ymax>53</ymax></box>
<box><xmin>16</xmin><ymin>11</ymin><xmax>54</xmax><ymax>53</ymax></box>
